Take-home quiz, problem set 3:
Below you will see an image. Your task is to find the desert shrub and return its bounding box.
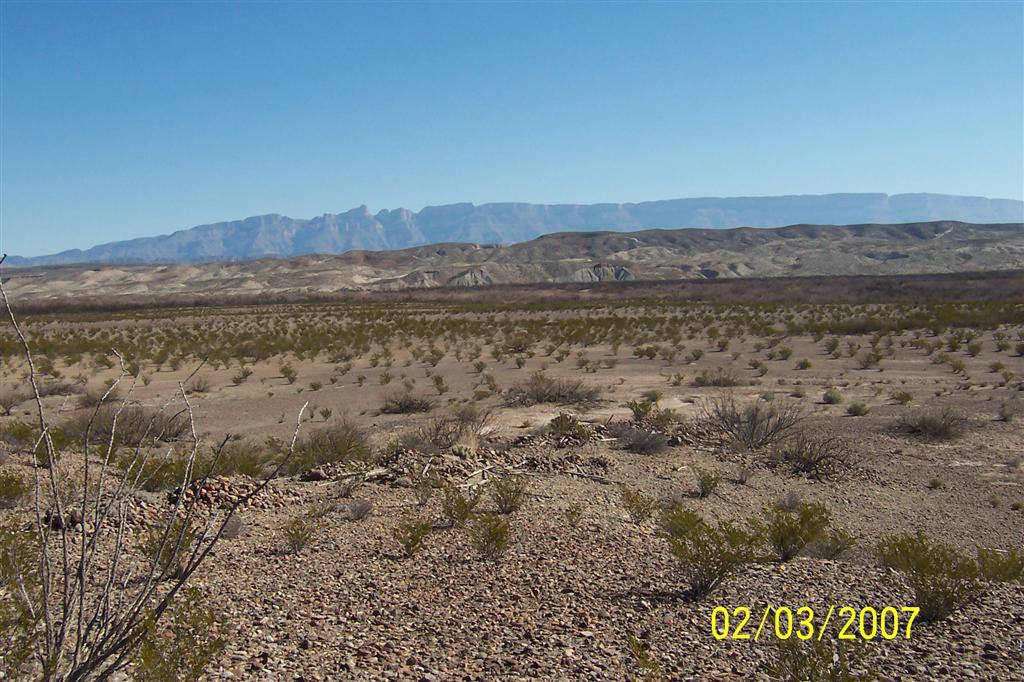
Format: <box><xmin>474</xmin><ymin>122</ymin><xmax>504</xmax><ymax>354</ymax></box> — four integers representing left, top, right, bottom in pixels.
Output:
<box><xmin>890</xmin><ymin>390</ymin><xmax>913</xmax><ymax>405</ymax></box>
<box><xmin>134</xmin><ymin>586</ymin><xmax>227</xmax><ymax>682</ymax></box>
<box><xmin>76</xmin><ymin>385</ymin><xmax>119</xmax><ymax>410</ymax></box>
<box><xmin>414</xmin><ymin>404</ymin><xmax>494</xmax><ymax>450</ymax></box>
<box><xmin>231</xmin><ymin>367</ymin><xmax>253</xmax><ymax>385</ymax></box>
<box><xmin>0</xmin><ymin>472</ymin><xmax>27</xmax><ymax>509</ymax></box>
<box><xmin>691</xmin><ymin>368</ymin><xmax>742</xmax><ymax>388</ymax></box>
<box><xmin>140</xmin><ymin>517</ymin><xmax>199</xmax><ymax>580</ymax></box>
<box><xmin>795</xmin><ymin>359</ymin><xmax>811</xmax><ymax>370</ymax></box>
<box><xmin>120</xmin><ymin>450</ymin><xmax>200</xmax><ymax>492</ymax></box>
<box><xmin>776</xmin><ymin>432</ymin><xmax>853</xmax><ymax>481</ymax></box>
<box><xmin>186</xmin><ymin>376</ymin><xmax>211</xmax><ymax>394</ymax></box>
<box><xmin>807</xmin><ymin>528</ymin><xmax>858</xmax><ymax>560</ymax></box>
<box><xmin>279</xmin><ymin>364</ymin><xmax>297</xmax><ymax>384</ymax></box>
<box><xmin>998</xmin><ymin>400</ymin><xmax>1022</xmax><ymax>423</ymax></box>
<box><xmin>214</xmin><ymin>439</ymin><xmax>276</xmax><ymax>478</ymax></box>
<box><xmin>626</xmin><ymin>399</ymin><xmax>658</xmax><ymax>422</ymax></box>
<box><xmin>659</xmin><ymin>506</ymin><xmax>757</xmax><ymax>600</ymax></box>
<box><xmin>616</xmin><ymin>426</ymin><xmax>668</xmax><ymax>455</ymax></box>
<box><xmin>695</xmin><ymin>468</ymin><xmax>720</xmax><ymax>499</ymax></box>
<box><xmin>759</xmin><ymin>502</ymin><xmax>831</xmax><ymax>562</ymax></box>
<box><xmin>926</xmin><ymin>477</ymin><xmax>944</xmax><ymax>490</ymax></box>
<box><xmin>625</xmin><ymin>632</ymin><xmax>663</xmax><ymax>680</ymax></box>
<box><xmin>346</xmin><ymin>497</ymin><xmax>374</xmax><ymax>521</ymax></box>
<box><xmin>846</xmin><ymin>402</ymin><xmax>869</xmax><ymax>416</ymax></box>
<box><xmin>282</xmin><ymin>516</ymin><xmax>314</xmax><ymax>554</ymax></box>
<box><xmin>381</xmin><ymin>391</ymin><xmax>434</xmax><ymax>414</ymax></box>
<box><xmin>976</xmin><ymin>547</ymin><xmax>1024</xmax><ymax>583</ymax></box>
<box><xmin>0</xmin><ymin>390</ymin><xmax>25</xmax><ymax>416</ymax></box>
<box><xmin>620</xmin><ymin>484</ymin><xmax>655</xmax><ymax>525</ymax></box>
<box><xmin>734</xmin><ymin>464</ymin><xmax>755</xmax><ymax>485</ymax></box>
<box><xmin>1</xmin><ymin>523</ymin><xmax>40</xmax><ymax>675</ymax></box>
<box><xmin>491</xmin><ymin>475</ymin><xmax>529</xmax><ymax>514</ymax></box>
<box><xmin>291</xmin><ymin>415</ymin><xmax>366</xmax><ymax>464</ymax></box>
<box><xmin>767</xmin><ymin>636</ymin><xmax>862</xmax><ymax>682</ymax></box>
<box><xmin>877</xmin><ymin>532</ymin><xmax>982</xmax><ymax>622</ymax></box>
<box><xmin>702</xmin><ymin>396</ymin><xmax>804</xmax><ymax>450</ymax></box>
<box><xmin>900</xmin><ymin>407</ymin><xmax>967</xmax><ymax>441</ymax></box>
<box><xmin>822</xmin><ymin>388</ymin><xmax>843</xmax><ymax>405</ymax></box>
<box><xmin>469</xmin><ymin>512</ymin><xmax>511</xmax><ymax>560</ymax></box>
<box><xmin>392</xmin><ymin>516</ymin><xmax>432</xmax><ymax>557</ymax></box>
<box><xmin>504</xmin><ymin>371</ymin><xmax>601</xmax><ymax>407</ymax></box>
<box><xmin>441</xmin><ymin>485</ymin><xmax>482</xmax><ymax>527</ymax></box>
<box><xmin>546</xmin><ymin>412</ymin><xmax>591</xmax><ymax>440</ymax></box>
<box><xmin>63</xmin><ymin>405</ymin><xmax>189</xmax><ymax>448</ymax></box>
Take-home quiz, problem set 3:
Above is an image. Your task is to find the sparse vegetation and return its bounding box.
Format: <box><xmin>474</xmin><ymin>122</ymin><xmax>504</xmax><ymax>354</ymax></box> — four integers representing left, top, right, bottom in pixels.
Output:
<box><xmin>900</xmin><ymin>407</ymin><xmax>968</xmax><ymax>441</ymax></box>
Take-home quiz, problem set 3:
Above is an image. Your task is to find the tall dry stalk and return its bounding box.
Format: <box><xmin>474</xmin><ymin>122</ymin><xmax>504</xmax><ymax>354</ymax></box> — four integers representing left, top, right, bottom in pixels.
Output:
<box><xmin>0</xmin><ymin>259</ymin><xmax>307</xmax><ymax>680</ymax></box>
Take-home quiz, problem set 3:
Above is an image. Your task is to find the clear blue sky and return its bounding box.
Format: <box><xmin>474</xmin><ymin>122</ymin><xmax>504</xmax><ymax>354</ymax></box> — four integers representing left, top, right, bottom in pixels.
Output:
<box><xmin>2</xmin><ymin>1</ymin><xmax>1022</xmax><ymax>257</ymax></box>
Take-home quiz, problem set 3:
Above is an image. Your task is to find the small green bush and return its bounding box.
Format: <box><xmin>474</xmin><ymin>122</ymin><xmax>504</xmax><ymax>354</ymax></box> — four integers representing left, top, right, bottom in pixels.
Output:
<box><xmin>441</xmin><ymin>485</ymin><xmax>482</xmax><ymax>527</ymax></box>
<box><xmin>491</xmin><ymin>475</ymin><xmax>529</xmax><ymax>514</ymax></box>
<box><xmin>392</xmin><ymin>516</ymin><xmax>432</xmax><ymax>557</ymax></box>
<box><xmin>0</xmin><ymin>472</ymin><xmax>28</xmax><ymax>509</ymax></box>
<box><xmin>619</xmin><ymin>484</ymin><xmax>655</xmax><ymax>525</ymax></box>
<box><xmin>660</xmin><ymin>506</ymin><xmax>757</xmax><ymax>600</ymax></box>
<box><xmin>281</xmin><ymin>516</ymin><xmax>314</xmax><ymax>554</ymax></box>
<box><xmin>695</xmin><ymin>468</ymin><xmax>720</xmax><ymax>499</ymax></box>
<box><xmin>469</xmin><ymin>512</ymin><xmax>511</xmax><ymax>560</ymax></box>
<box><xmin>760</xmin><ymin>502</ymin><xmax>831</xmax><ymax>562</ymax></box>
<box><xmin>846</xmin><ymin>402</ymin><xmax>869</xmax><ymax>417</ymax></box>
<box><xmin>822</xmin><ymin>388</ymin><xmax>843</xmax><ymax>405</ymax></box>
<box><xmin>976</xmin><ymin>547</ymin><xmax>1024</xmax><ymax>583</ymax></box>
<box><xmin>877</xmin><ymin>532</ymin><xmax>982</xmax><ymax>622</ymax></box>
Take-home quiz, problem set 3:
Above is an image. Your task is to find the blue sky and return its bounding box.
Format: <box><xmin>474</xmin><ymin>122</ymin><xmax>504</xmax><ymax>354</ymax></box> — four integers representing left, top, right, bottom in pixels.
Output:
<box><xmin>1</xmin><ymin>1</ymin><xmax>1021</xmax><ymax>257</ymax></box>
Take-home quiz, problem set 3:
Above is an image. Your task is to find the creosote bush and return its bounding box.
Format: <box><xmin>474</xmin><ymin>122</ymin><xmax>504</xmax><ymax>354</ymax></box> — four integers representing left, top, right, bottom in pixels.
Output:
<box><xmin>775</xmin><ymin>432</ymin><xmax>853</xmax><ymax>481</ymax></box>
<box><xmin>759</xmin><ymin>501</ymin><xmax>831</xmax><ymax>562</ymax></box>
<box><xmin>975</xmin><ymin>547</ymin><xmax>1024</xmax><ymax>583</ymax></box>
<box><xmin>441</xmin><ymin>484</ymin><xmax>482</xmax><ymax>527</ymax></box>
<box><xmin>392</xmin><ymin>516</ymin><xmax>432</xmax><ymax>557</ymax></box>
<box><xmin>659</xmin><ymin>505</ymin><xmax>758</xmax><ymax>600</ymax></box>
<box><xmin>691</xmin><ymin>368</ymin><xmax>742</xmax><ymax>388</ymax></box>
<box><xmin>469</xmin><ymin>512</ymin><xmax>511</xmax><ymax>560</ymax></box>
<box><xmin>876</xmin><ymin>532</ymin><xmax>982</xmax><ymax>622</ymax></box>
<box><xmin>491</xmin><ymin>475</ymin><xmax>529</xmax><ymax>514</ymax></box>
<box><xmin>619</xmin><ymin>484</ymin><xmax>655</xmax><ymax>525</ymax></box>
<box><xmin>703</xmin><ymin>396</ymin><xmax>804</xmax><ymax>450</ymax></box>
<box><xmin>822</xmin><ymin>387</ymin><xmax>843</xmax><ymax>405</ymax></box>
<box><xmin>767</xmin><ymin>636</ymin><xmax>862</xmax><ymax>682</ymax></box>
<box><xmin>134</xmin><ymin>586</ymin><xmax>227</xmax><ymax>682</ymax></box>
<box><xmin>287</xmin><ymin>417</ymin><xmax>372</xmax><ymax>474</ymax></box>
<box><xmin>808</xmin><ymin>528</ymin><xmax>858</xmax><ymax>560</ymax></box>
<box><xmin>381</xmin><ymin>391</ymin><xmax>434</xmax><ymax>414</ymax></box>
<box><xmin>900</xmin><ymin>407</ymin><xmax>967</xmax><ymax>441</ymax></box>
<box><xmin>504</xmin><ymin>371</ymin><xmax>601</xmax><ymax>407</ymax></box>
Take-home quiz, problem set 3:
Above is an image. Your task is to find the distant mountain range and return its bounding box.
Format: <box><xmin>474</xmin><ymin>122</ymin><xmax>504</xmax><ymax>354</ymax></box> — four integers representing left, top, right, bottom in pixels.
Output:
<box><xmin>6</xmin><ymin>221</ymin><xmax>1022</xmax><ymax>302</ymax></box>
<box><xmin>8</xmin><ymin>192</ymin><xmax>1023</xmax><ymax>266</ymax></box>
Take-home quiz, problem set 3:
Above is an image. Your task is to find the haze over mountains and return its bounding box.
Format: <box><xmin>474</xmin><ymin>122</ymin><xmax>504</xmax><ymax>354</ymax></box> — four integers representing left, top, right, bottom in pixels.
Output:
<box><xmin>6</xmin><ymin>221</ymin><xmax>1022</xmax><ymax>303</ymax></box>
<box><xmin>9</xmin><ymin>193</ymin><xmax>1023</xmax><ymax>266</ymax></box>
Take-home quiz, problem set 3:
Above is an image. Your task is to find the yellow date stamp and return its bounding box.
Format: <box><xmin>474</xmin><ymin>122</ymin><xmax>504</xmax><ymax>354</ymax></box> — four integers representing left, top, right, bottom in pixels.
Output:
<box><xmin>710</xmin><ymin>605</ymin><xmax>920</xmax><ymax>641</ymax></box>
